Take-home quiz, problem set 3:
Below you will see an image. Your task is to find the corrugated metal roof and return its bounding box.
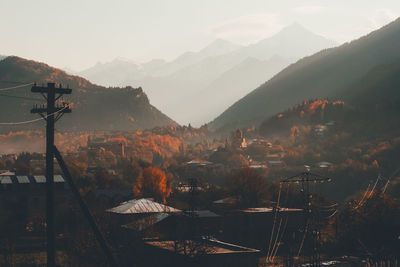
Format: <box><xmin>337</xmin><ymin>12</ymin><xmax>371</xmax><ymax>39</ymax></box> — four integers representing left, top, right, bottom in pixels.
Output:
<box><xmin>1</xmin><ymin>176</ymin><xmax>12</xmax><ymax>184</ymax></box>
<box><xmin>54</xmin><ymin>175</ymin><xmax>65</xmax><ymax>183</ymax></box>
<box><xmin>107</xmin><ymin>198</ymin><xmax>181</xmax><ymax>214</ymax></box>
<box><xmin>17</xmin><ymin>176</ymin><xmax>30</xmax><ymax>184</ymax></box>
<box><xmin>0</xmin><ymin>175</ymin><xmax>65</xmax><ymax>185</ymax></box>
<box><xmin>34</xmin><ymin>175</ymin><xmax>46</xmax><ymax>183</ymax></box>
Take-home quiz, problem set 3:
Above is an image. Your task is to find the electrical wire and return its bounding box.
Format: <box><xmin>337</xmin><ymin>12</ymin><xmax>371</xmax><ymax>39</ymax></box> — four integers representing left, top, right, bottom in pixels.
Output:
<box><xmin>326</xmin><ymin>210</ymin><xmax>338</xmax><ymax>219</ymax></box>
<box><xmin>354</xmin><ymin>184</ymin><xmax>371</xmax><ymax>210</ymax></box>
<box><xmin>0</xmin><ymin>105</ymin><xmax>68</xmax><ymax>125</ymax></box>
<box><xmin>0</xmin><ymin>82</ymin><xmax>33</xmax><ymax>91</ymax></box>
<box><xmin>271</xmin><ymin>215</ymin><xmax>289</xmax><ymax>261</ymax></box>
<box><xmin>267</xmin><ymin>183</ymin><xmax>282</xmax><ymax>259</ymax></box>
<box><xmin>354</xmin><ymin>176</ymin><xmax>380</xmax><ymax>210</ymax></box>
<box><xmin>268</xmin><ymin>184</ymin><xmax>291</xmax><ymax>262</ymax></box>
<box><xmin>0</xmin><ymin>80</ymin><xmax>33</xmax><ymax>84</ymax></box>
<box><xmin>382</xmin><ymin>167</ymin><xmax>400</xmax><ymax>194</ymax></box>
<box><xmin>382</xmin><ymin>180</ymin><xmax>390</xmax><ymax>194</ymax></box>
<box><xmin>269</xmin><ymin>217</ymin><xmax>283</xmax><ymax>262</ymax></box>
<box><xmin>297</xmin><ymin>219</ymin><xmax>310</xmax><ymax>257</ymax></box>
<box><xmin>314</xmin><ymin>203</ymin><xmax>338</xmax><ymax>209</ymax></box>
<box><xmin>0</xmin><ymin>92</ymin><xmax>42</xmax><ymax>101</ymax></box>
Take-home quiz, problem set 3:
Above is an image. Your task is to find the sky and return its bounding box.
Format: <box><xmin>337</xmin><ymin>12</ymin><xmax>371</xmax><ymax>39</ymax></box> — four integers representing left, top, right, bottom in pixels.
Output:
<box><xmin>1</xmin><ymin>0</ymin><xmax>399</xmax><ymax>71</ymax></box>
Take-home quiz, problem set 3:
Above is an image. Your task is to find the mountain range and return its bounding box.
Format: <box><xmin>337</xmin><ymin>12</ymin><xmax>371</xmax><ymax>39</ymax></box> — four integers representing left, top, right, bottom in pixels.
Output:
<box><xmin>78</xmin><ymin>23</ymin><xmax>336</xmax><ymax>126</ymax></box>
<box><xmin>0</xmin><ymin>56</ymin><xmax>176</xmax><ymax>132</ymax></box>
<box><xmin>210</xmin><ymin>18</ymin><xmax>400</xmax><ymax>131</ymax></box>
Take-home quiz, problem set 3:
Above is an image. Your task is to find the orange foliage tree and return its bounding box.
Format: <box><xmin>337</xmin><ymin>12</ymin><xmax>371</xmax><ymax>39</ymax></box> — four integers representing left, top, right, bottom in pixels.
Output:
<box><xmin>133</xmin><ymin>166</ymin><xmax>172</xmax><ymax>203</ymax></box>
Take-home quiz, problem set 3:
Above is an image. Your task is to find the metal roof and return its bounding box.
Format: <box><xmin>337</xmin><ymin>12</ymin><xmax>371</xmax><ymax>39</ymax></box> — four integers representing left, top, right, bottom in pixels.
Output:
<box><xmin>107</xmin><ymin>198</ymin><xmax>181</xmax><ymax>214</ymax></box>
<box><xmin>54</xmin><ymin>175</ymin><xmax>65</xmax><ymax>183</ymax></box>
<box><xmin>1</xmin><ymin>176</ymin><xmax>12</xmax><ymax>184</ymax></box>
<box><xmin>17</xmin><ymin>176</ymin><xmax>30</xmax><ymax>184</ymax></box>
<box><xmin>0</xmin><ymin>175</ymin><xmax>65</xmax><ymax>185</ymax></box>
<box><xmin>34</xmin><ymin>175</ymin><xmax>46</xmax><ymax>183</ymax></box>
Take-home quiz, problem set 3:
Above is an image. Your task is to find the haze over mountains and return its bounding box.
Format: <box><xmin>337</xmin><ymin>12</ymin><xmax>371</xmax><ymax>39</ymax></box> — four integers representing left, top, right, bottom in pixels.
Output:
<box><xmin>5</xmin><ymin>18</ymin><xmax>399</xmax><ymax>135</ymax></box>
<box><xmin>78</xmin><ymin>23</ymin><xmax>336</xmax><ymax>126</ymax></box>
<box><xmin>0</xmin><ymin>56</ymin><xmax>176</xmax><ymax>132</ymax></box>
<box><xmin>210</xmin><ymin>18</ymin><xmax>400</xmax><ymax>131</ymax></box>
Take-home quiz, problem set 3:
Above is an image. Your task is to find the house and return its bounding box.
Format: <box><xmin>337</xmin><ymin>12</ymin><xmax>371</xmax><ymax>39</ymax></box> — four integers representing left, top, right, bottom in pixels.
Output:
<box><xmin>0</xmin><ymin>174</ymin><xmax>69</xmax><ymax>218</ymax></box>
<box><xmin>87</xmin><ymin>136</ymin><xmax>125</xmax><ymax>157</ymax></box>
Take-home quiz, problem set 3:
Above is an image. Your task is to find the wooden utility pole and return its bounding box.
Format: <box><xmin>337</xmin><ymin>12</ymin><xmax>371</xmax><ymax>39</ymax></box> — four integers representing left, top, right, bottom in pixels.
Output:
<box><xmin>31</xmin><ymin>82</ymin><xmax>71</xmax><ymax>267</ymax></box>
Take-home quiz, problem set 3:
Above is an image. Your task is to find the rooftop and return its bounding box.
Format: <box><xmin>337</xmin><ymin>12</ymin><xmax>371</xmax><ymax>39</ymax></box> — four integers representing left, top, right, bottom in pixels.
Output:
<box><xmin>107</xmin><ymin>198</ymin><xmax>181</xmax><ymax>214</ymax></box>
<box><xmin>241</xmin><ymin>207</ymin><xmax>303</xmax><ymax>213</ymax></box>
<box><xmin>0</xmin><ymin>174</ymin><xmax>65</xmax><ymax>185</ymax></box>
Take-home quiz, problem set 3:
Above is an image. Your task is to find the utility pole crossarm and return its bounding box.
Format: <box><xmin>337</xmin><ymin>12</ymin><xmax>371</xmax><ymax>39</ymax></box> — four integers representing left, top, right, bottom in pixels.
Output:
<box><xmin>31</xmin><ymin>84</ymin><xmax>72</xmax><ymax>94</ymax></box>
<box><xmin>31</xmin><ymin>105</ymin><xmax>72</xmax><ymax>115</ymax></box>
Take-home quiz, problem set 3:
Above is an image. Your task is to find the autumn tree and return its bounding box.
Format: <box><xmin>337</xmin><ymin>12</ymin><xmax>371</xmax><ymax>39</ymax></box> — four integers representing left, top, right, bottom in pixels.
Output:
<box><xmin>227</xmin><ymin>167</ymin><xmax>269</xmax><ymax>207</ymax></box>
<box><xmin>133</xmin><ymin>166</ymin><xmax>172</xmax><ymax>203</ymax></box>
<box><xmin>66</xmin><ymin>158</ymin><xmax>88</xmax><ymax>178</ymax></box>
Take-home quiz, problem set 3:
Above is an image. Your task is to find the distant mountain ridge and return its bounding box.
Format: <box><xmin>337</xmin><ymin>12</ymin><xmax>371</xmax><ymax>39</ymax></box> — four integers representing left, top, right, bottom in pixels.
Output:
<box><xmin>0</xmin><ymin>56</ymin><xmax>176</xmax><ymax>132</ymax></box>
<box><xmin>78</xmin><ymin>23</ymin><xmax>336</xmax><ymax>125</ymax></box>
<box><xmin>210</xmin><ymin>18</ymin><xmax>400</xmax><ymax>131</ymax></box>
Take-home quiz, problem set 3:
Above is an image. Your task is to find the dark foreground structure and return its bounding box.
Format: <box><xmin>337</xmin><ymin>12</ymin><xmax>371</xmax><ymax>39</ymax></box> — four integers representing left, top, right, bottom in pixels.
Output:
<box><xmin>135</xmin><ymin>238</ymin><xmax>260</xmax><ymax>267</ymax></box>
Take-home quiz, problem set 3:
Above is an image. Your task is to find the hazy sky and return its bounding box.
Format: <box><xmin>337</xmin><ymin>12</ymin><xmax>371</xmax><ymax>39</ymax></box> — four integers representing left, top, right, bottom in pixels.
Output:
<box><xmin>1</xmin><ymin>0</ymin><xmax>399</xmax><ymax>70</ymax></box>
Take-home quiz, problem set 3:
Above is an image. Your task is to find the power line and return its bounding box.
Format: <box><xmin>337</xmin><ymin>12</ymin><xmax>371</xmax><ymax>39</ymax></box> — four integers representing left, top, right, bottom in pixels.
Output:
<box><xmin>0</xmin><ymin>82</ymin><xmax>33</xmax><ymax>91</ymax></box>
<box><xmin>0</xmin><ymin>105</ymin><xmax>68</xmax><ymax>125</ymax></box>
<box><xmin>0</xmin><ymin>80</ymin><xmax>33</xmax><ymax>84</ymax></box>
<box><xmin>0</xmin><ymin>92</ymin><xmax>42</xmax><ymax>101</ymax></box>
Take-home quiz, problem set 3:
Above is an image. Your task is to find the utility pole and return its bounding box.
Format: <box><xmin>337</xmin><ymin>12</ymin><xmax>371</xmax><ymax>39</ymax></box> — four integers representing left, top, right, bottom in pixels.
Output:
<box><xmin>31</xmin><ymin>82</ymin><xmax>71</xmax><ymax>267</ymax></box>
<box><xmin>281</xmin><ymin>169</ymin><xmax>331</xmax><ymax>267</ymax></box>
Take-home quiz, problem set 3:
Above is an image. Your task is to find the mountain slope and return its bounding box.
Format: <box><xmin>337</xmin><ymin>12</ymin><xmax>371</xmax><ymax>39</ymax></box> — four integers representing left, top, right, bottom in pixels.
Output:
<box><xmin>240</xmin><ymin>23</ymin><xmax>336</xmax><ymax>60</ymax></box>
<box><xmin>178</xmin><ymin>56</ymin><xmax>292</xmax><ymax>125</ymax></box>
<box><xmin>345</xmin><ymin>60</ymin><xmax>400</xmax><ymax>106</ymax></box>
<box><xmin>259</xmin><ymin>57</ymin><xmax>400</xmax><ymax>138</ymax></box>
<box><xmin>79</xmin><ymin>58</ymin><xmax>147</xmax><ymax>87</ymax></box>
<box><xmin>78</xmin><ymin>24</ymin><xmax>335</xmax><ymax>125</ymax></box>
<box><xmin>79</xmin><ymin>39</ymin><xmax>242</xmax><ymax>85</ymax></box>
<box><xmin>153</xmin><ymin>38</ymin><xmax>243</xmax><ymax>76</ymax></box>
<box><xmin>210</xmin><ymin>18</ymin><xmax>400</xmax><ymax>130</ymax></box>
<box><xmin>0</xmin><ymin>56</ymin><xmax>176</xmax><ymax>132</ymax></box>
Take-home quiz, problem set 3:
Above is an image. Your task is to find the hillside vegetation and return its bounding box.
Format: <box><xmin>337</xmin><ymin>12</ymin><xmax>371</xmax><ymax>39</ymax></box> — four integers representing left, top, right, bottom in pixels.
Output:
<box><xmin>0</xmin><ymin>57</ymin><xmax>176</xmax><ymax>132</ymax></box>
<box><xmin>210</xmin><ymin>18</ymin><xmax>400</xmax><ymax>131</ymax></box>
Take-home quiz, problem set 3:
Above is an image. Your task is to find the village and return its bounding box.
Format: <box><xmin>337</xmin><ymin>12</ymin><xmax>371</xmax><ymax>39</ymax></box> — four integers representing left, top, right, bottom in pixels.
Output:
<box><xmin>0</xmin><ymin>126</ymin><xmax>365</xmax><ymax>267</ymax></box>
